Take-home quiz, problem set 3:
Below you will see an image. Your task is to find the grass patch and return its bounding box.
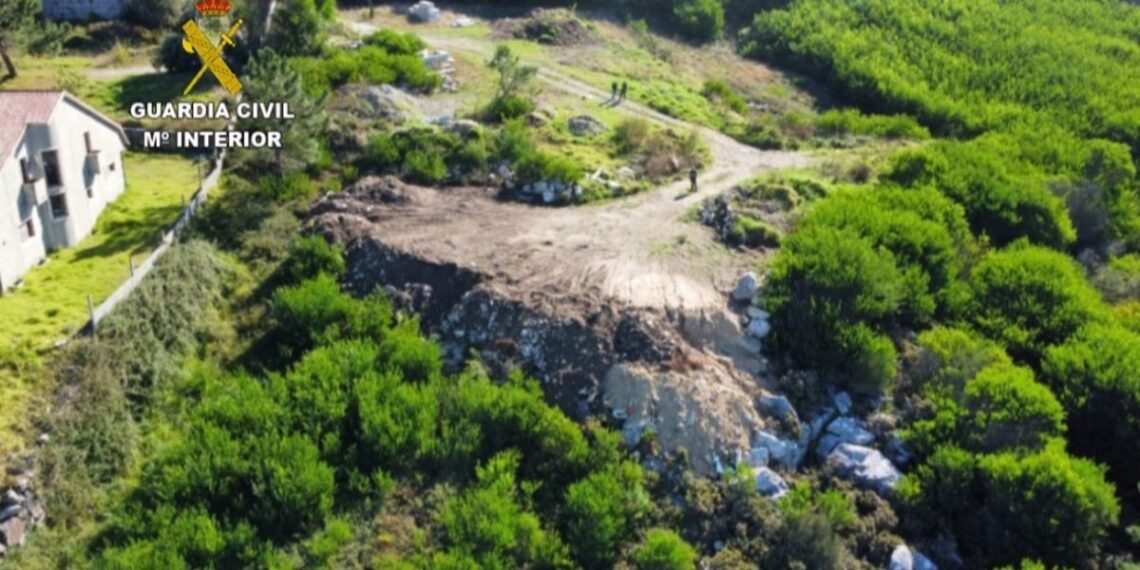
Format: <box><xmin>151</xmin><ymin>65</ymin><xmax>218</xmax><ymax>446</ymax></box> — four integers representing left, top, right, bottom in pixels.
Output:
<box><xmin>0</xmin><ymin>153</ymin><xmax>199</xmax><ymax>454</ymax></box>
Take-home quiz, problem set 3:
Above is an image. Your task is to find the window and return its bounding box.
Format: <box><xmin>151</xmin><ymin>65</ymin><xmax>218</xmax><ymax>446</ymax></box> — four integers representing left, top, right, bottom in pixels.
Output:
<box><xmin>19</xmin><ymin>158</ymin><xmax>33</xmax><ymax>183</ymax></box>
<box><xmin>41</xmin><ymin>150</ymin><xmax>62</xmax><ymax>187</ymax></box>
<box><xmin>19</xmin><ymin>219</ymin><xmax>35</xmax><ymax>241</ymax></box>
<box><xmin>49</xmin><ymin>194</ymin><xmax>68</xmax><ymax>218</ymax></box>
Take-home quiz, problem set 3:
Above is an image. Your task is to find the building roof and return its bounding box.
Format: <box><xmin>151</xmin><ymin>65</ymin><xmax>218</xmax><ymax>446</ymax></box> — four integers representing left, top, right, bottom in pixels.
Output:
<box><xmin>0</xmin><ymin>91</ymin><xmax>128</xmax><ymax>163</ymax></box>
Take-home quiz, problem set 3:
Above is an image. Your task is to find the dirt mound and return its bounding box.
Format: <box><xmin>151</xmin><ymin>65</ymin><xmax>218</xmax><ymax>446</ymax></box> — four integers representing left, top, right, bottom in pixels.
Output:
<box><xmin>603</xmin><ymin>362</ymin><xmax>768</xmax><ymax>474</ymax></box>
<box><xmin>494</xmin><ymin>9</ymin><xmax>596</xmax><ymax>46</ymax></box>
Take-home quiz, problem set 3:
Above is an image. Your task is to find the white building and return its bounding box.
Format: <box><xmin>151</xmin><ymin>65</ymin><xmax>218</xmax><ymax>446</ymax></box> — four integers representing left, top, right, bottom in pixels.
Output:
<box><xmin>0</xmin><ymin>91</ymin><xmax>128</xmax><ymax>290</ymax></box>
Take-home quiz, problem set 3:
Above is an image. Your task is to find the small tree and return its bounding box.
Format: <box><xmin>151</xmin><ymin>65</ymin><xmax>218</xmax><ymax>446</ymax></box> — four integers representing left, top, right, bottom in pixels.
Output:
<box><xmin>633</xmin><ymin>528</ymin><xmax>698</xmax><ymax>570</ymax></box>
<box><xmin>487</xmin><ymin>44</ymin><xmax>537</xmax><ymax>101</ymax></box>
<box><xmin>237</xmin><ymin>48</ymin><xmax>327</xmax><ymax>174</ymax></box>
<box><xmin>268</xmin><ymin>0</ymin><xmax>326</xmax><ymax>57</ymax></box>
<box><xmin>0</xmin><ymin>0</ymin><xmax>36</xmax><ymax>78</ymax></box>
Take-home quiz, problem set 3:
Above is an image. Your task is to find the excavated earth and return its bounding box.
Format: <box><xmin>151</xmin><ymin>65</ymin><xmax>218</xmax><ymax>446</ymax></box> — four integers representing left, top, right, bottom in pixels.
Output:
<box><xmin>310</xmin><ymin>175</ymin><xmax>795</xmax><ymax>473</ymax></box>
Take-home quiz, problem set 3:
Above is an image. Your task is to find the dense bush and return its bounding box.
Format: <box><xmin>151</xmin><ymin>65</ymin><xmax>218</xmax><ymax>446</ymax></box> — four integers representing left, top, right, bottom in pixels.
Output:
<box><xmin>281</xmin><ymin>234</ymin><xmax>345</xmax><ymax>283</ymax></box>
<box><xmin>363</xmin><ymin>29</ymin><xmax>426</xmax><ymax>55</ymax></box>
<box><xmin>813</xmin><ymin>109</ymin><xmax>929</xmax><ymax>140</ymax></box>
<box><xmin>672</xmin><ymin>0</ymin><xmax>725</xmax><ymax>43</ymax></box>
<box><xmin>267</xmin><ymin>0</ymin><xmax>326</xmax><ymax>57</ymax></box>
<box><xmin>156</xmin><ymin>33</ymin><xmax>202</xmax><ymax>73</ymax></box>
<box><xmin>632</xmin><ymin>528</ymin><xmax>698</xmax><ymax>570</ymax></box>
<box><xmin>900</xmin><ymin>441</ymin><xmax>1119</xmax><ymax>568</ymax></box>
<box><xmin>883</xmin><ymin>140</ymin><xmax>1075</xmax><ymax>249</ymax></box>
<box><xmin>292</xmin><ymin>45</ymin><xmax>441</xmax><ymax>96</ymax></box>
<box><xmin>728</xmin><ymin>215</ymin><xmax>781</xmax><ymax>249</ymax></box>
<box><xmin>702</xmin><ymin>79</ymin><xmax>747</xmax><ymax>114</ymax></box>
<box><xmin>1042</xmin><ymin>324</ymin><xmax>1140</xmax><ymax>492</ymax></box>
<box><xmin>967</xmin><ymin>245</ymin><xmax>1109</xmax><ymax>364</ymax></box>
<box><xmin>764</xmin><ymin>225</ymin><xmax>903</xmax><ymax>392</ymax></box>
<box><xmin>126</xmin><ymin>0</ymin><xmax>188</xmax><ymax>28</ymax></box>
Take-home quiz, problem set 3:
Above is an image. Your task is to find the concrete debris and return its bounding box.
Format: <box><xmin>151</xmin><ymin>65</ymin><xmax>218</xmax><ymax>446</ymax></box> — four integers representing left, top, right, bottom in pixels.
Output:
<box><xmin>408</xmin><ymin>1</ymin><xmax>441</xmax><ymax>22</ymax></box>
<box><xmin>827</xmin><ymin>443</ymin><xmax>901</xmax><ymax>494</ymax></box>
<box><xmin>754</xmin><ymin>467</ymin><xmax>789</xmax><ymax>499</ymax></box>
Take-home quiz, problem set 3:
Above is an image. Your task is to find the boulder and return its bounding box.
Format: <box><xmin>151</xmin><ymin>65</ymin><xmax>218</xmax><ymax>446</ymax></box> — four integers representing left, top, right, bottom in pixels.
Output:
<box><xmin>616</xmin><ymin>166</ymin><xmax>636</xmax><ymax>180</ymax></box>
<box><xmin>733</xmin><ymin>272</ymin><xmax>759</xmax><ymax>302</ymax></box>
<box><xmin>568</xmin><ymin>115</ymin><xmax>607</xmax><ymax>137</ymax></box>
<box><xmin>834</xmin><ymin>391</ymin><xmax>853</xmax><ymax>415</ymax></box>
<box><xmin>421</xmin><ymin>49</ymin><xmax>454</xmax><ymax>70</ymax></box>
<box><xmin>408</xmin><ymin>1</ymin><xmax>441</xmax><ymax>22</ymax></box>
<box><xmin>817</xmin><ymin>417</ymin><xmax>875</xmax><ymax>458</ymax></box>
<box><xmin>758</xmin><ymin>394</ymin><xmax>799</xmax><ymax>426</ymax></box>
<box><xmin>746</xmin><ymin>317</ymin><xmax>771</xmax><ymax>339</ymax></box>
<box><xmin>754</xmin><ymin>467</ymin><xmax>789</xmax><ymax>499</ymax></box>
<box><xmin>753</xmin><ymin>430</ymin><xmax>805</xmax><ymax>469</ymax></box>
<box><xmin>447</xmin><ymin>119</ymin><xmax>483</xmax><ymax>136</ymax></box>
<box><xmin>0</xmin><ymin>516</ymin><xmax>25</xmax><ymax>547</ymax></box>
<box><xmin>746</xmin><ymin>446</ymin><xmax>770</xmax><ymax>468</ymax></box>
<box><xmin>827</xmin><ymin>444</ymin><xmax>901</xmax><ymax>494</ymax></box>
<box><xmin>888</xmin><ymin>544</ymin><xmax>938</xmax><ymax>570</ymax></box>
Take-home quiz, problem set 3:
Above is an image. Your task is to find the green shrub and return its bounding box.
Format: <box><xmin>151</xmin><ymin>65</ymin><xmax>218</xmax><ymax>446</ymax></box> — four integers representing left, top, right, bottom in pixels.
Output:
<box><xmin>515</xmin><ymin>151</ymin><xmax>584</xmax><ymax>185</ymax></box>
<box><xmin>613</xmin><ymin>117</ymin><xmax>653</xmax><ymax>154</ymax></box>
<box><xmin>729</xmin><ymin>215</ymin><xmax>781</xmax><ymax>248</ymax></box>
<box><xmin>900</xmin><ymin>441</ymin><xmax>1119</xmax><ymax>567</ymax></box>
<box><xmin>884</xmin><ymin>140</ymin><xmax>1075</xmax><ymax>249</ymax></box>
<box><xmin>702</xmin><ymin>79</ymin><xmax>748</xmax><ymax>114</ymax></box>
<box><xmin>764</xmin><ymin>225</ymin><xmax>904</xmax><ymax>391</ymax></box>
<box><xmin>403</xmin><ymin>150</ymin><xmax>448</xmax><ymax>184</ymax></box>
<box><xmin>563</xmin><ymin>463</ymin><xmax>649</xmax><ymax>568</ymax></box>
<box><xmin>126</xmin><ymin>0</ymin><xmax>187</xmax><ymax>28</ymax></box>
<box><xmin>487</xmin><ymin>93</ymin><xmax>536</xmax><ymax>122</ymax></box>
<box><xmin>968</xmin><ymin>245</ymin><xmax>1109</xmax><ymax>364</ymax></box>
<box><xmin>282</xmin><ymin>235</ymin><xmax>345</xmax><ymax>283</ymax></box>
<box><xmin>960</xmin><ymin>364</ymin><xmax>1064</xmax><ymax>452</ymax></box>
<box><xmin>633</xmin><ymin>528</ymin><xmax>698</xmax><ymax>570</ymax></box>
<box><xmin>814</xmin><ymin>109</ymin><xmax>929</xmax><ymax>139</ymax></box>
<box><xmin>1042</xmin><ymin>324</ymin><xmax>1140</xmax><ymax>492</ymax></box>
<box><xmin>672</xmin><ymin>0</ymin><xmax>725</xmax><ymax>43</ymax></box>
<box><xmin>363</xmin><ymin>29</ymin><xmax>426</xmax><ymax>55</ymax></box>
<box><xmin>268</xmin><ymin>0</ymin><xmax>326</xmax><ymax>57</ymax></box>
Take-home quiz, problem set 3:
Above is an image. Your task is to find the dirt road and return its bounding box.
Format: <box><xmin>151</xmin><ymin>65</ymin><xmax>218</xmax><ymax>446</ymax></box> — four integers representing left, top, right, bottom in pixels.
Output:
<box><xmin>342</xmin><ymin>22</ymin><xmax>811</xmax><ymax>311</ymax></box>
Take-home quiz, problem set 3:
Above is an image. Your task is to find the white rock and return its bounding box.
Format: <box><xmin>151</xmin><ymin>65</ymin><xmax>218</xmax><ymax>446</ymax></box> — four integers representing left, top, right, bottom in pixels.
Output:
<box><xmin>747</xmin><ymin>317</ymin><xmax>771</xmax><ymax>339</ymax></box>
<box><xmin>754</xmin><ymin>430</ymin><xmax>804</xmax><ymax>468</ymax></box>
<box><xmin>733</xmin><ymin>272</ymin><xmax>759</xmax><ymax>302</ymax></box>
<box><xmin>746</xmin><ymin>306</ymin><xmax>770</xmax><ymax>321</ymax></box>
<box><xmin>408</xmin><ymin>1</ymin><xmax>441</xmax><ymax>22</ymax></box>
<box><xmin>818</xmin><ymin>417</ymin><xmax>876</xmax><ymax>458</ymax></box>
<box><xmin>834</xmin><ymin>391</ymin><xmax>853</xmax><ymax>415</ymax></box>
<box><xmin>616</xmin><ymin>166</ymin><xmax>636</xmax><ymax>180</ymax></box>
<box><xmin>827</xmin><ymin>444</ymin><xmax>901</xmax><ymax>494</ymax></box>
<box><xmin>452</xmin><ymin>16</ymin><xmax>475</xmax><ymax>27</ymax></box>
<box><xmin>747</xmin><ymin>446</ymin><xmax>770</xmax><ymax>468</ymax></box>
<box><xmin>754</xmin><ymin>467</ymin><xmax>789</xmax><ymax>499</ymax></box>
<box><xmin>889</xmin><ymin>544</ymin><xmax>939</xmax><ymax>570</ymax></box>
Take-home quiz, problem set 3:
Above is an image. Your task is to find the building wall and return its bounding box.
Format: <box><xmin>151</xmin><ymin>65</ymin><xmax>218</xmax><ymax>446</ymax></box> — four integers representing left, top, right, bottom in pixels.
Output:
<box><xmin>0</xmin><ymin>104</ymin><xmax>126</xmax><ymax>290</ymax></box>
<box><xmin>41</xmin><ymin>0</ymin><xmax>127</xmax><ymax>21</ymax></box>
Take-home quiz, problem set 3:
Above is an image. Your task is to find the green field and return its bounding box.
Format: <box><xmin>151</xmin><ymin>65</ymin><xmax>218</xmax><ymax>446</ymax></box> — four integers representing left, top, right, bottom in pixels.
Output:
<box><xmin>0</xmin><ymin>153</ymin><xmax>199</xmax><ymax>454</ymax></box>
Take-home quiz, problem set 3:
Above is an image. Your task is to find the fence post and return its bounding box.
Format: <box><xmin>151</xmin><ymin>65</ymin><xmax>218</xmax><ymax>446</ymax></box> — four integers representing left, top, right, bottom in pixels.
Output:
<box><xmin>87</xmin><ymin>293</ymin><xmax>96</xmax><ymax>333</ymax></box>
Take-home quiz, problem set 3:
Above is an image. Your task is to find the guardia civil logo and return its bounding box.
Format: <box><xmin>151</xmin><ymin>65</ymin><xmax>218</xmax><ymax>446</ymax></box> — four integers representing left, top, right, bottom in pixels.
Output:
<box><xmin>181</xmin><ymin>0</ymin><xmax>244</xmax><ymax>96</ymax></box>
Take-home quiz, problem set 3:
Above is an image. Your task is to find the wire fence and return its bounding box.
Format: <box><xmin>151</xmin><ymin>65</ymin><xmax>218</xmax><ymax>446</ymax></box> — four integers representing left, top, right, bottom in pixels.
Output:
<box><xmin>82</xmin><ymin>153</ymin><xmax>224</xmax><ymax>333</ymax></box>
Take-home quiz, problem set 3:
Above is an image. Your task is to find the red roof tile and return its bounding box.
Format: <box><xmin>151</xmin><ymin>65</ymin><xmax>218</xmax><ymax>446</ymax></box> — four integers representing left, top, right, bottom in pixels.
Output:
<box><xmin>0</xmin><ymin>91</ymin><xmax>65</xmax><ymax>162</ymax></box>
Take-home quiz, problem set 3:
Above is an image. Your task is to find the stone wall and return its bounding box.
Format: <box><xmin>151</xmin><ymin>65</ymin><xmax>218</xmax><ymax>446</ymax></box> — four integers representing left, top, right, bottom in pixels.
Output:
<box><xmin>42</xmin><ymin>0</ymin><xmax>127</xmax><ymax>21</ymax></box>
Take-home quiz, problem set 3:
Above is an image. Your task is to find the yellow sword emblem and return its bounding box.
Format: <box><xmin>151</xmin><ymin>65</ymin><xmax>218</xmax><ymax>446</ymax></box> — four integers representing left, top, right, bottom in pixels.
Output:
<box><xmin>181</xmin><ymin>19</ymin><xmax>244</xmax><ymax>96</ymax></box>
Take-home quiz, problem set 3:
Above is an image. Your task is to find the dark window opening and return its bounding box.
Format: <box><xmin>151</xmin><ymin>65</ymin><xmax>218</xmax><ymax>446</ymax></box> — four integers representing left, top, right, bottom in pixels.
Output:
<box><xmin>84</xmin><ymin>132</ymin><xmax>94</xmax><ymax>154</ymax></box>
<box><xmin>19</xmin><ymin>219</ymin><xmax>35</xmax><ymax>241</ymax></box>
<box><xmin>49</xmin><ymin>194</ymin><xmax>68</xmax><ymax>218</ymax></box>
<box><xmin>42</xmin><ymin>150</ymin><xmax>62</xmax><ymax>187</ymax></box>
<box><xmin>19</xmin><ymin>158</ymin><xmax>33</xmax><ymax>183</ymax></box>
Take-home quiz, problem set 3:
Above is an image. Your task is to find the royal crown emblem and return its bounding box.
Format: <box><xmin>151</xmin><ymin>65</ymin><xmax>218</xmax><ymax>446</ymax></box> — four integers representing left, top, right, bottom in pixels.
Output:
<box><xmin>194</xmin><ymin>0</ymin><xmax>231</xmax><ymax>17</ymax></box>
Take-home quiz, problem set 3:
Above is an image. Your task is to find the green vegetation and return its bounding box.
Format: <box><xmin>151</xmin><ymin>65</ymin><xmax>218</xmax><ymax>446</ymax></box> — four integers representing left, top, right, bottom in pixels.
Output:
<box><xmin>0</xmin><ymin>154</ymin><xmax>198</xmax><ymax>453</ymax></box>
<box><xmin>672</xmin><ymin>0</ymin><xmax>725</xmax><ymax>43</ymax></box>
<box><xmin>292</xmin><ymin>30</ymin><xmax>441</xmax><ymax>97</ymax></box>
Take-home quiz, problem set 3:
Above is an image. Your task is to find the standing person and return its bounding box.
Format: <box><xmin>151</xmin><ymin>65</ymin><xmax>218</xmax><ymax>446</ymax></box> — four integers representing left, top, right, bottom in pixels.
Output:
<box><xmin>689</xmin><ymin>164</ymin><xmax>698</xmax><ymax>193</ymax></box>
<box><xmin>620</xmin><ymin>81</ymin><xmax>628</xmax><ymax>102</ymax></box>
<box><xmin>611</xmin><ymin>81</ymin><xmax>618</xmax><ymax>102</ymax></box>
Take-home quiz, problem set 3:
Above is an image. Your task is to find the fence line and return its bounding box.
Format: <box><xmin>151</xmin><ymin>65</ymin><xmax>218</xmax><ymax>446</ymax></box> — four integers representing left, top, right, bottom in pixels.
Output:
<box><xmin>83</xmin><ymin>153</ymin><xmax>225</xmax><ymax>333</ymax></box>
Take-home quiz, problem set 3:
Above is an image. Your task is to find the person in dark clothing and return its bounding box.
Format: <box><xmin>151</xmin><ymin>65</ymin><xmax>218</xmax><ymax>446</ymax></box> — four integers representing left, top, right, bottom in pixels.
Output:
<box><xmin>620</xmin><ymin>81</ymin><xmax>628</xmax><ymax>102</ymax></box>
<box><xmin>689</xmin><ymin>164</ymin><xmax>698</xmax><ymax>193</ymax></box>
<box><xmin>611</xmin><ymin>81</ymin><xmax>618</xmax><ymax>101</ymax></box>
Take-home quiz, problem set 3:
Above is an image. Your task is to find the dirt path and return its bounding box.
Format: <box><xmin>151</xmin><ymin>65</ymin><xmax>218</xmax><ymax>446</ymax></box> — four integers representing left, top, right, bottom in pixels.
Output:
<box><xmin>343</xmin><ymin>21</ymin><xmax>811</xmax><ymax>311</ymax></box>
